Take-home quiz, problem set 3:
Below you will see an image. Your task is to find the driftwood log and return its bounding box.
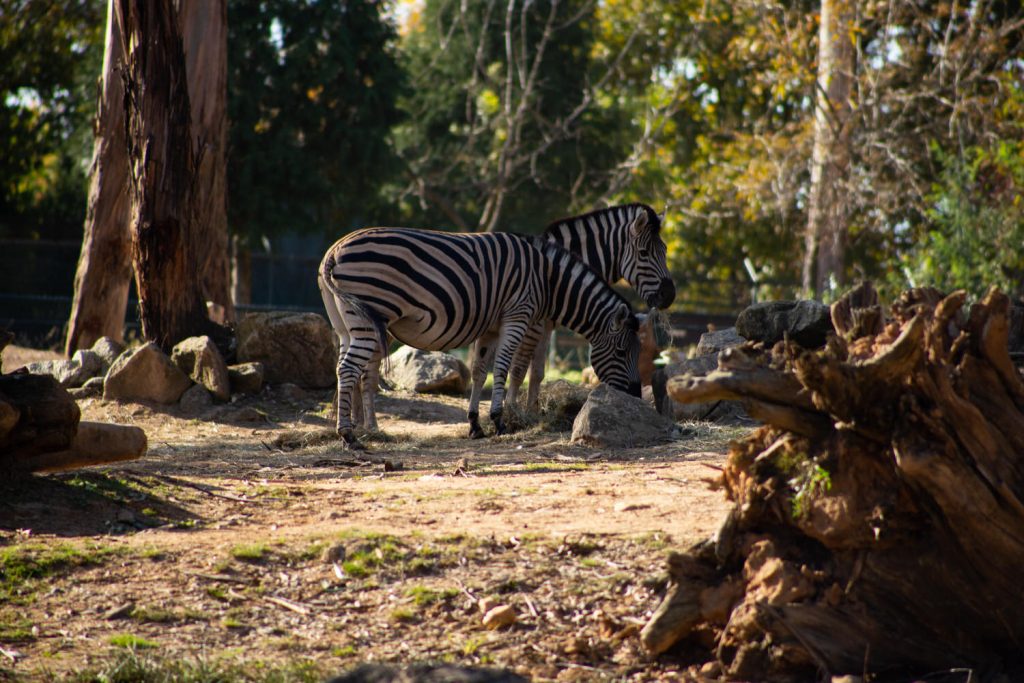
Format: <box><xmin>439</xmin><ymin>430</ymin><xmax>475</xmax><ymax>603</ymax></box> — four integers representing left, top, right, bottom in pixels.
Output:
<box><xmin>1</xmin><ymin>372</ymin><xmax>147</xmax><ymax>475</ymax></box>
<box><xmin>644</xmin><ymin>284</ymin><xmax>1024</xmax><ymax>680</ymax></box>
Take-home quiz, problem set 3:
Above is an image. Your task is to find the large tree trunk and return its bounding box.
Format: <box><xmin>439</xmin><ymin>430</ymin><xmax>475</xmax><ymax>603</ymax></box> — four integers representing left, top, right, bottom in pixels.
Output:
<box><xmin>644</xmin><ymin>283</ymin><xmax>1024</xmax><ymax>680</ymax></box>
<box><xmin>116</xmin><ymin>0</ymin><xmax>224</xmax><ymax>351</ymax></box>
<box><xmin>65</xmin><ymin>0</ymin><xmax>132</xmax><ymax>355</ymax></box>
<box><xmin>177</xmin><ymin>0</ymin><xmax>233</xmax><ymax>323</ymax></box>
<box><xmin>801</xmin><ymin>0</ymin><xmax>855</xmax><ymax>298</ymax></box>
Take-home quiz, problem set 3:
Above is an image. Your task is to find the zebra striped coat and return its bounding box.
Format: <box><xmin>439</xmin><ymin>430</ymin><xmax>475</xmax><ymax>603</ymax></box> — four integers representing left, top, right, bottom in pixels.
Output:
<box><xmin>506</xmin><ymin>203</ymin><xmax>675</xmax><ymax>411</ymax></box>
<box><xmin>318</xmin><ymin>228</ymin><xmax>641</xmax><ymax>447</ymax></box>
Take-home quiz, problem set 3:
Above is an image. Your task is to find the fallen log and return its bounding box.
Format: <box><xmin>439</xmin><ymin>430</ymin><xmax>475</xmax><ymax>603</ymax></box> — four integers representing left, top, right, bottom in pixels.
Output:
<box><xmin>1</xmin><ymin>371</ymin><xmax>147</xmax><ymax>475</ymax></box>
<box><xmin>646</xmin><ymin>286</ymin><xmax>1024</xmax><ymax>680</ymax></box>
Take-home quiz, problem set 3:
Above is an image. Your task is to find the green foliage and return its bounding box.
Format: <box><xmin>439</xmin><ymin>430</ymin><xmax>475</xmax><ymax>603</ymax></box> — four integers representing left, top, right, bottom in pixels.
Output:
<box><xmin>394</xmin><ymin>0</ymin><xmax>633</xmax><ymax>232</ymax></box>
<box><xmin>790</xmin><ymin>462</ymin><xmax>832</xmax><ymax>519</ymax></box>
<box><xmin>227</xmin><ymin>0</ymin><xmax>406</xmax><ymax>242</ymax></box>
<box><xmin>107</xmin><ymin>633</ymin><xmax>159</xmax><ymax>650</ymax></box>
<box><xmin>0</xmin><ymin>541</ymin><xmax>124</xmax><ymax>603</ymax></box>
<box><xmin>894</xmin><ymin>140</ymin><xmax>1024</xmax><ymax>299</ymax></box>
<box><xmin>69</xmin><ymin>648</ymin><xmax>325</xmax><ymax>682</ymax></box>
<box><xmin>230</xmin><ymin>543</ymin><xmax>269</xmax><ymax>562</ymax></box>
<box><xmin>0</xmin><ymin>0</ymin><xmax>104</xmax><ymax>239</ymax></box>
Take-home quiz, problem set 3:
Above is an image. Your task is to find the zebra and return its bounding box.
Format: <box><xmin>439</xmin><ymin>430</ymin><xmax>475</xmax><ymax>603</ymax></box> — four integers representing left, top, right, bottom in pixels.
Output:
<box><xmin>504</xmin><ymin>203</ymin><xmax>675</xmax><ymax>412</ymax></box>
<box><xmin>318</xmin><ymin>228</ymin><xmax>642</xmax><ymax>448</ymax></box>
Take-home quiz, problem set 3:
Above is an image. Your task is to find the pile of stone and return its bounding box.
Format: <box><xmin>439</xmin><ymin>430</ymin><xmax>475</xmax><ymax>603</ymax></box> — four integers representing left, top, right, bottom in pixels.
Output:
<box><xmin>25</xmin><ymin>335</ymin><xmax>264</xmax><ymax>409</ymax></box>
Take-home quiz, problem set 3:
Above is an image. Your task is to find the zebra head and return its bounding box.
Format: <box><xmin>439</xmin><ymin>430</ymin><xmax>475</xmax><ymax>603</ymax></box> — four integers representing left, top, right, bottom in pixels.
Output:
<box><xmin>621</xmin><ymin>206</ymin><xmax>676</xmax><ymax>310</ymax></box>
<box><xmin>589</xmin><ymin>304</ymin><xmax>642</xmax><ymax>397</ymax></box>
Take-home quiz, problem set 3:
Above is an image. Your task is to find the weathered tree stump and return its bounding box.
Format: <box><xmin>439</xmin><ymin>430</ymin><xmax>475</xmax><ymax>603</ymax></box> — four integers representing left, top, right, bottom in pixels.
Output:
<box><xmin>645</xmin><ymin>285</ymin><xmax>1024</xmax><ymax>680</ymax></box>
<box><xmin>1</xmin><ymin>372</ymin><xmax>147</xmax><ymax>475</ymax></box>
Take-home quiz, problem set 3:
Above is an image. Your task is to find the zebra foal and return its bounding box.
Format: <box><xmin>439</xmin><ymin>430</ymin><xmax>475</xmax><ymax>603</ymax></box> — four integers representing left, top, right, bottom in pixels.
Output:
<box><xmin>318</xmin><ymin>228</ymin><xmax>641</xmax><ymax>448</ymax></box>
<box><xmin>506</xmin><ymin>203</ymin><xmax>675</xmax><ymax>411</ymax></box>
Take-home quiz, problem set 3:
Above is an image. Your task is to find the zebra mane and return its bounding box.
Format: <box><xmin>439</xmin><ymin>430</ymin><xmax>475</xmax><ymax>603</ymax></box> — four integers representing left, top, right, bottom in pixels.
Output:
<box><xmin>542</xmin><ymin>203</ymin><xmax>661</xmax><ymax>237</ymax></box>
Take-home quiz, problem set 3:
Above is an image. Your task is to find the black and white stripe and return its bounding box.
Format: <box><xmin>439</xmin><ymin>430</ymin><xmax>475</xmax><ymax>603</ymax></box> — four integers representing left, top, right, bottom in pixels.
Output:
<box><xmin>318</xmin><ymin>228</ymin><xmax>641</xmax><ymax>448</ymax></box>
<box><xmin>506</xmin><ymin>203</ymin><xmax>675</xmax><ymax>411</ymax></box>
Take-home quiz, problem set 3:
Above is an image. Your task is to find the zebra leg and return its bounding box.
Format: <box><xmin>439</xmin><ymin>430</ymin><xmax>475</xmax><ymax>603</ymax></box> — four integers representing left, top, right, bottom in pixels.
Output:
<box><xmin>333</xmin><ymin>311</ymin><xmax>383</xmax><ymax>450</ymax></box>
<box><xmin>467</xmin><ymin>332</ymin><xmax>499</xmax><ymax>439</ymax></box>
<box><xmin>524</xmin><ymin>324</ymin><xmax>552</xmax><ymax>413</ymax></box>
<box><xmin>351</xmin><ymin>374</ymin><xmax>365</xmax><ymax>427</ymax></box>
<box><xmin>360</xmin><ymin>356</ymin><xmax>382</xmax><ymax>432</ymax></box>
<box><xmin>489</xmin><ymin>320</ymin><xmax>529</xmax><ymax>436</ymax></box>
<box><xmin>506</xmin><ymin>322</ymin><xmax>543</xmax><ymax>408</ymax></box>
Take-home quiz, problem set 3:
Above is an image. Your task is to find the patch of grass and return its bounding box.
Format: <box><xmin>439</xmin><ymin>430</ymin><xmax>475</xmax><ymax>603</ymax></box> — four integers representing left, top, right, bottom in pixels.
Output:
<box><xmin>579</xmin><ymin>557</ymin><xmax>603</xmax><ymax>569</ymax></box>
<box><xmin>404</xmin><ymin>585</ymin><xmax>459</xmax><ymax>607</ymax></box>
<box><xmin>460</xmin><ymin>635</ymin><xmax>488</xmax><ymax>656</ymax></box>
<box><xmin>332</xmin><ymin>645</ymin><xmax>357</xmax><ymax>657</ymax></box>
<box><xmin>108</xmin><ymin>633</ymin><xmax>158</xmax><ymax>649</ymax></box>
<box><xmin>67</xmin><ymin>649</ymin><xmax>325</xmax><ymax>682</ymax></box>
<box><xmin>0</xmin><ymin>614</ymin><xmax>34</xmax><ymax>644</ymax></box>
<box><xmin>0</xmin><ymin>541</ymin><xmax>125</xmax><ymax>603</ymax></box>
<box><xmin>389</xmin><ymin>607</ymin><xmax>417</xmax><ymax>623</ymax></box>
<box><xmin>206</xmin><ymin>587</ymin><xmax>228</xmax><ymax>602</ymax></box>
<box><xmin>230</xmin><ymin>543</ymin><xmax>268</xmax><ymax>562</ymax></box>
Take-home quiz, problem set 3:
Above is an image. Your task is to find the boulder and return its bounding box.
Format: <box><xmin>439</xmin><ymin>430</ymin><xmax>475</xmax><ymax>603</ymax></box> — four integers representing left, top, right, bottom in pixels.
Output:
<box><xmin>90</xmin><ymin>337</ymin><xmax>125</xmax><ymax>372</ymax></box>
<box><xmin>103</xmin><ymin>342</ymin><xmax>192</xmax><ymax>404</ymax></box>
<box><xmin>571</xmin><ymin>383</ymin><xmax>678</xmax><ymax>448</ymax></box>
<box><xmin>25</xmin><ymin>349</ymin><xmax>105</xmax><ymax>388</ymax></box>
<box><xmin>654</xmin><ymin>355</ymin><xmax>748</xmax><ymax>424</ymax></box>
<box><xmin>171</xmin><ymin>335</ymin><xmax>230</xmax><ymax>401</ymax></box>
<box><xmin>236</xmin><ymin>312</ymin><xmax>335</xmax><ymax>388</ymax></box>
<box><xmin>228</xmin><ymin>362</ymin><xmax>264</xmax><ymax>394</ymax></box>
<box><xmin>696</xmin><ymin>327</ymin><xmax>745</xmax><ymax>356</ymax></box>
<box><xmin>736</xmin><ymin>300</ymin><xmax>833</xmax><ymax>348</ymax></box>
<box><xmin>179</xmin><ymin>384</ymin><xmax>213</xmax><ymax>414</ymax></box>
<box><xmin>384</xmin><ymin>346</ymin><xmax>469</xmax><ymax>395</ymax></box>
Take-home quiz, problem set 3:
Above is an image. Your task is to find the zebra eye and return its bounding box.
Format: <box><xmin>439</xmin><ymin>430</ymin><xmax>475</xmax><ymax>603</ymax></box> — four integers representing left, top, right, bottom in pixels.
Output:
<box><xmin>638</xmin><ymin>248</ymin><xmax>649</xmax><ymax>258</ymax></box>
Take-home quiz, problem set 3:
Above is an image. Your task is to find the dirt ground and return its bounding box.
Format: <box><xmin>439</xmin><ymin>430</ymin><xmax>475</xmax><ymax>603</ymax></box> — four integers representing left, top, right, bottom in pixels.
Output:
<box><xmin>0</xmin><ymin>345</ymin><xmax>743</xmax><ymax>682</ymax></box>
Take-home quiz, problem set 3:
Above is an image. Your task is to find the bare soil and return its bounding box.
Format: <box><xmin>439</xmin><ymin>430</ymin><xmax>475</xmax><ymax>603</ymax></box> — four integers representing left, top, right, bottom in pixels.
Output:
<box><xmin>0</xmin><ymin>345</ymin><xmax>740</xmax><ymax>681</ymax></box>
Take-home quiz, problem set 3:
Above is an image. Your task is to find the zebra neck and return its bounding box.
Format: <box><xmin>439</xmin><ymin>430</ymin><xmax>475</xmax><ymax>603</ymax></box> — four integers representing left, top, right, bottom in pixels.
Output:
<box><xmin>545</xmin><ymin>213</ymin><xmax>624</xmax><ymax>284</ymax></box>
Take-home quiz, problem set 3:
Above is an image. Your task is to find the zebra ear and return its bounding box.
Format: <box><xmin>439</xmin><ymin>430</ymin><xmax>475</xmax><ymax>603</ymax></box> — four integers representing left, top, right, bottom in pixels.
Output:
<box><xmin>610</xmin><ymin>306</ymin><xmax>630</xmax><ymax>332</ymax></box>
<box><xmin>629</xmin><ymin>210</ymin><xmax>649</xmax><ymax>238</ymax></box>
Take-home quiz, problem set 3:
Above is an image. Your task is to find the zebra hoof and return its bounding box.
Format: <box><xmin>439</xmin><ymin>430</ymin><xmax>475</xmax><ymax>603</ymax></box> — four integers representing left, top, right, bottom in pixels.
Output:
<box><xmin>340</xmin><ymin>431</ymin><xmax>366</xmax><ymax>451</ymax></box>
<box><xmin>493</xmin><ymin>419</ymin><xmax>507</xmax><ymax>436</ymax></box>
<box><xmin>468</xmin><ymin>425</ymin><xmax>486</xmax><ymax>439</ymax></box>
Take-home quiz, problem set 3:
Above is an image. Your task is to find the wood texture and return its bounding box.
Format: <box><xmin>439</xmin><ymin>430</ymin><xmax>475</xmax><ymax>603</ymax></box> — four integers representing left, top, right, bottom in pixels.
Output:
<box><xmin>650</xmin><ymin>286</ymin><xmax>1024</xmax><ymax>680</ymax></box>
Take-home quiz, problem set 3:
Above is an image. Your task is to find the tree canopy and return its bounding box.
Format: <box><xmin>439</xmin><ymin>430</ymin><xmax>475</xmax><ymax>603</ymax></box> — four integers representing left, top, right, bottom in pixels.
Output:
<box><xmin>1</xmin><ymin>0</ymin><xmax>1022</xmax><ymax>309</ymax></box>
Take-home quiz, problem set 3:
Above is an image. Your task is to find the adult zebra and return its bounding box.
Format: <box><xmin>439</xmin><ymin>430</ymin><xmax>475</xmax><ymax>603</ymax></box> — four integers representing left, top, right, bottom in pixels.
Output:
<box><xmin>318</xmin><ymin>229</ymin><xmax>642</xmax><ymax>449</ymax></box>
<box><xmin>505</xmin><ymin>203</ymin><xmax>675</xmax><ymax>412</ymax></box>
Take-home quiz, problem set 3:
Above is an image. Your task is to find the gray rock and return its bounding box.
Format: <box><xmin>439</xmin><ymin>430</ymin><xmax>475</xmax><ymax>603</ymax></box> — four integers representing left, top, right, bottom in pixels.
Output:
<box><xmin>236</xmin><ymin>312</ymin><xmax>335</xmax><ymax>388</ymax></box>
<box><xmin>68</xmin><ymin>377</ymin><xmax>103</xmax><ymax>400</ymax></box>
<box><xmin>328</xmin><ymin>663</ymin><xmax>528</xmax><ymax>683</ymax></box>
<box><xmin>228</xmin><ymin>362</ymin><xmax>264</xmax><ymax>394</ymax></box>
<box><xmin>736</xmin><ymin>299</ymin><xmax>833</xmax><ymax>348</ymax></box>
<box><xmin>90</xmin><ymin>337</ymin><xmax>125</xmax><ymax>371</ymax></box>
<box><xmin>25</xmin><ymin>350</ymin><xmax>104</xmax><ymax>388</ymax></box>
<box><xmin>571</xmin><ymin>383</ymin><xmax>678</xmax><ymax>448</ymax></box>
<box><xmin>276</xmin><ymin>382</ymin><xmax>307</xmax><ymax>402</ymax></box>
<box><xmin>179</xmin><ymin>384</ymin><xmax>214</xmax><ymax>413</ymax></box>
<box><xmin>171</xmin><ymin>335</ymin><xmax>230</xmax><ymax>402</ymax></box>
<box><xmin>653</xmin><ymin>355</ymin><xmax>748</xmax><ymax>424</ymax></box>
<box><xmin>384</xmin><ymin>346</ymin><xmax>469</xmax><ymax>395</ymax></box>
<box><xmin>103</xmin><ymin>342</ymin><xmax>192</xmax><ymax>404</ymax></box>
<box><xmin>696</xmin><ymin>327</ymin><xmax>744</xmax><ymax>356</ymax></box>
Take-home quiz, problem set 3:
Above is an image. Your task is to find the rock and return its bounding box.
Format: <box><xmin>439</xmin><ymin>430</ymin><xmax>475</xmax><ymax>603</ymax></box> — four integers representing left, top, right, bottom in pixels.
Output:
<box><xmin>571</xmin><ymin>383</ymin><xmax>678</xmax><ymax>448</ymax></box>
<box><xmin>24</xmin><ymin>350</ymin><xmax>104</xmax><ymax>389</ymax></box>
<box><xmin>179</xmin><ymin>384</ymin><xmax>213</xmax><ymax>413</ymax></box>
<box><xmin>478</xmin><ymin>597</ymin><xmax>500</xmax><ymax>613</ymax></box>
<box><xmin>328</xmin><ymin>664</ymin><xmax>528</xmax><ymax>683</ymax></box>
<box><xmin>90</xmin><ymin>337</ymin><xmax>125</xmax><ymax>370</ymax></box>
<box><xmin>736</xmin><ymin>299</ymin><xmax>833</xmax><ymax>348</ymax></box>
<box><xmin>384</xmin><ymin>346</ymin><xmax>469</xmax><ymax>395</ymax></box>
<box><xmin>171</xmin><ymin>336</ymin><xmax>230</xmax><ymax>402</ymax></box>
<box><xmin>482</xmin><ymin>604</ymin><xmax>517</xmax><ymax>630</ymax></box>
<box><xmin>103</xmin><ymin>342</ymin><xmax>192</xmax><ymax>404</ymax></box>
<box><xmin>321</xmin><ymin>544</ymin><xmax>346</xmax><ymax>564</ymax></box>
<box><xmin>68</xmin><ymin>382</ymin><xmax>102</xmax><ymax>400</ymax></box>
<box><xmin>236</xmin><ymin>312</ymin><xmax>336</xmax><ymax>388</ymax></box>
<box><xmin>536</xmin><ymin>380</ymin><xmax>591</xmax><ymax>431</ymax></box>
<box><xmin>228</xmin><ymin>362</ymin><xmax>264</xmax><ymax>394</ymax></box>
<box><xmin>653</xmin><ymin>355</ymin><xmax>749</xmax><ymax>424</ymax></box>
<box><xmin>276</xmin><ymin>382</ymin><xmax>307</xmax><ymax>402</ymax></box>
<box><xmin>103</xmin><ymin>602</ymin><xmax>135</xmax><ymax>620</ymax></box>
<box><xmin>696</xmin><ymin>327</ymin><xmax>744</xmax><ymax>356</ymax></box>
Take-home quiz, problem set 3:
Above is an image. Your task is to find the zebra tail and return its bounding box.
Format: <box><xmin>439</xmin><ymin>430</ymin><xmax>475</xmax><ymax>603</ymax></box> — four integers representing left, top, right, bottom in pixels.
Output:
<box><xmin>321</xmin><ymin>253</ymin><xmax>392</xmax><ymax>379</ymax></box>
